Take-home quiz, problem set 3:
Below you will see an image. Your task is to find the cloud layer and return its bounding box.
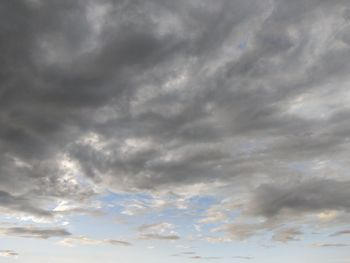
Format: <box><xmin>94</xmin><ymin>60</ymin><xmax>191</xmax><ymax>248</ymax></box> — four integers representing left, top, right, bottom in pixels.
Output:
<box><xmin>1</xmin><ymin>0</ymin><xmax>350</xmax><ymax>251</ymax></box>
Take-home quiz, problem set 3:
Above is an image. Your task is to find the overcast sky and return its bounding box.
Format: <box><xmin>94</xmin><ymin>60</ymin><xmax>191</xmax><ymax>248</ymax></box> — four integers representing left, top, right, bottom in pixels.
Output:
<box><xmin>1</xmin><ymin>0</ymin><xmax>350</xmax><ymax>262</ymax></box>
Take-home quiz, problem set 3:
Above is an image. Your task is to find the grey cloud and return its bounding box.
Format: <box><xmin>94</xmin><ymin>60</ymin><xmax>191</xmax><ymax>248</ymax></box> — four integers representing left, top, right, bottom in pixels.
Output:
<box><xmin>313</xmin><ymin>243</ymin><xmax>349</xmax><ymax>248</ymax></box>
<box><xmin>250</xmin><ymin>179</ymin><xmax>350</xmax><ymax>218</ymax></box>
<box><xmin>139</xmin><ymin>233</ymin><xmax>180</xmax><ymax>240</ymax></box>
<box><xmin>344</xmin><ymin>8</ymin><xmax>350</xmax><ymax>20</ymax></box>
<box><xmin>272</xmin><ymin>228</ymin><xmax>302</xmax><ymax>243</ymax></box>
<box><xmin>1</xmin><ymin>0</ymin><xmax>350</xmax><ymax>246</ymax></box>
<box><xmin>137</xmin><ymin>223</ymin><xmax>167</xmax><ymax>232</ymax></box>
<box><xmin>107</xmin><ymin>239</ymin><xmax>132</xmax><ymax>246</ymax></box>
<box><xmin>0</xmin><ymin>226</ymin><xmax>71</xmax><ymax>239</ymax></box>
<box><xmin>0</xmin><ymin>190</ymin><xmax>52</xmax><ymax>218</ymax></box>
<box><xmin>189</xmin><ymin>256</ymin><xmax>220</xmax><ymax>260</ymax></box>
<box><xmin>182</xmin><ymin>252</ymin><xmax>196</xmax><ymax>255</ymax></box>
<box><xmin>221</xmin><ymin>223</ymin><xmax>262</xmax><ymax>241</ymax></box>
<box><xmin>217</xmin><ymin>177</ymin><xmax>350</xmax><ymax>241</ymax></box>
<box><xmin>330</xmin><ymin>230</ymin><xmax>350</xmax><ymax>237</ymax></box>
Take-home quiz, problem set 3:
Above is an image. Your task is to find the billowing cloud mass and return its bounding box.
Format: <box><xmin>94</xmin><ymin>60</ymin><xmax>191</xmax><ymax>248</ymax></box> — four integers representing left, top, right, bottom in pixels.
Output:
<box><xmin>1</xmin><ymin>0</ymin><xmax>350</xmax><ymax>262</ymax></box>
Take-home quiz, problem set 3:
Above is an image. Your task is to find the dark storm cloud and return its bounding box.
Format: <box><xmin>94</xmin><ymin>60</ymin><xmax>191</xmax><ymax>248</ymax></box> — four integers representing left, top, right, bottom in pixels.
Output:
<box><xmin>0</xmin><ymin>0</ymin><xmax>266</xmax><ymax>195</ymax></box>
<box><xmin>0</xmin><ymin>190</ymin><xmax>52</xmax><ymax>218</ymax></box>
<box><xmin>1</xmin><ymin>0</ymin><xmax>350</xmax><ymax>244</ymax></box>
<box><xmin>250</xmin><ymin>179</ymin><xmax>350</xmax><ymax>218</ymax></box>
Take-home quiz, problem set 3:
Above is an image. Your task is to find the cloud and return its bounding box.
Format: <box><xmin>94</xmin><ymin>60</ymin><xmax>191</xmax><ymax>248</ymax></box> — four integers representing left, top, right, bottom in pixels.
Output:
<box><xmin>137</xmin><ymin>222</ymin><xmax>175</xmax><ymax>233</ymax></box>
<box><xmin>0</xmin><ymin>190</ymin><xmax>53</xmax><ymax>218</ymax></box>
<box><xmin>1</xmin><ymin>0</ymin><xmax>350</xmax><ymax>248</ymax></box>
<box><xmin>171</xmin><ymin>251</ymin><xmax>197</xmax><ymax>257</ymax></box>
<box><xmin>139</xmin><ymin>233</ymin><xmax>180</xmax><ymax>240</ymax></box>
<box><xmin>199</xmin><ymin>204</ymin><xmax>229</xmax><ymax>224</ymax></box>
<box><xmin>137</xmin><ymin>222</ymin><xmax>180</xmax><ymax>240</ymax></box>
<box><xmin>189</xmin><ymin>256</ymin><xmax>221</xmax><ymax>260</ymax></box>
<box><xmin>0</xmin><ymin>250</ymin><xmax>18</xmax><ymax>258</ymax></box>
<box><xmin>0</xmin><ymin>226</ymin><xmax>71</xmax><ymax>239</ymax></box>
<box><xmin>58</xmin><ymin>236</ymin><xmax>131</xmax><ymax>247</ymax></box>
<box><xmin>249</xmin><ymin>179</ymin><xmax>350</xmax><ymax>218</ymax></box>
<box><xmin>205</xmin><ymin>236</ymin><xmax>233</xmax><ymax>243</ymax></box>
<box><xmin>182</xmin><ymin>252</ymin><xmax>197</xmax><ymax>255</ymax></box>
<box><xmin>330</xmin><ymin>230</ymin><xmax>350</xmax><ymax>237</ymax></box>
<box><xmin>217</xmin><ymin>223</ymin><xmax>262</xmax><ymax>241</ymax></box>
<box><xmin>272</xmin><ymin>228</ymin><xmax>302</xmax><ymax>243</ymax></box>
<box><xmin>120</xmin><ymin>195</ymin><xmax>188</xmax><ymax>216</ymax></box>
<box><xmin>313</xmin><ymin>243</ymin><xmax>349</xmax><ymax>248</ymax></box>
<box><xmin>232</xmin><ymin>256</ymin><xmax>253</xmax><ymax>260</ymax></box>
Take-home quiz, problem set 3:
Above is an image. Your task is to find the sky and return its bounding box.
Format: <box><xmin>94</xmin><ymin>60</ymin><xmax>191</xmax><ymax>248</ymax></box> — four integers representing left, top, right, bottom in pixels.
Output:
<box><xmin>1</xmin><ymin>0</ymin><xmax>350</xmax><ymax>262</ymax></box>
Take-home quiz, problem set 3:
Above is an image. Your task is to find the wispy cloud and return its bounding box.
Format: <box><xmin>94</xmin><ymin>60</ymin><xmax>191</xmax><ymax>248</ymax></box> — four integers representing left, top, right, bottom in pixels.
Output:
<box><xmin>330</xmin><ymin>230</ymin><xmax>350</xmax><ymax>237</ymax></box>
<box><xmin>58</xmin><ymin>236</ymin><xmax>131</xmax><ymax>247</ymax></box>
<box><xmin>313</xmin><ymin>243</ymin><xmax>349</xmax><ymax>248</ymax></box>
<box><xmin>139</xmin><ymin>233</ymin><xmax>180</xmax><ymax>241</ymax></box>
<box><xmin>0</xmin><ymin>250</ymin><xmax>18</xmax><ymax>258</ymax></box>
